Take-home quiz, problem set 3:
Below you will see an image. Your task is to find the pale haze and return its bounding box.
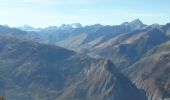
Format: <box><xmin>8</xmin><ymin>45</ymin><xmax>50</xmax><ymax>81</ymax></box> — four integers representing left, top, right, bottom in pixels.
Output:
<box><xmin>0</xmin><ymin>0</ymin><xmax>169</xmax><ymax>27</ymax></box>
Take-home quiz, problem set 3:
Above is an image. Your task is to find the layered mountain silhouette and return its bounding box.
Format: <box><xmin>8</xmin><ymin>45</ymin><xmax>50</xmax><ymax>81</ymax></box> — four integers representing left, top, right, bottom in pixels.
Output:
<box><xmin>0</xmin><ymin>35</ymin><xmax>146</xmax><ymax>100</ymax></box>
<box><xmin>0</xmin><ymin>19</ymin><xmax>170</xmax><ymax>100</ymax></box>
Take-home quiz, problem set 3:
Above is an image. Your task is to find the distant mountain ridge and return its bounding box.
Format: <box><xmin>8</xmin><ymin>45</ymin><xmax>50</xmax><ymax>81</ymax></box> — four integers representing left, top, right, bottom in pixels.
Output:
<box><xmin>0</xmin><ymin>19</ymin><xmax>170</xmax><ymax>100</ymax></box>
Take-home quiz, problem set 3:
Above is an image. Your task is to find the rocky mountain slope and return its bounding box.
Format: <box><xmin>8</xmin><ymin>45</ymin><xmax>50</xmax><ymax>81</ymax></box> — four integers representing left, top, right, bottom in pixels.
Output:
<box><xmin>89</xmin><ymin>24</ymin><xmax>169</xmax><ymax>70</ymax></box>
<box><xmin>125</xmin><ymin>41</ymin><xmax>170</xmax><ymax>100</ymax></box>
<box><xmin>1</xmin><ymin>19</ymin><xmax>170</xmax><ymax>100</ymax></box>
<box><xmin>0</xmin><ymin>35</ymin><xmax>147</xmax><ymax>100</ymax></box>
<box><xmin>55</xmin><ymin>19</ymin><xmax>146</xmax><ymax>52</ymax></box>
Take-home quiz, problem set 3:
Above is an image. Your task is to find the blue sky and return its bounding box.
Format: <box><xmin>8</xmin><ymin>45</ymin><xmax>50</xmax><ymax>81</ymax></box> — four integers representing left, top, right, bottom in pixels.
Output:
<box><xmin>0</xmin><ymin>0</ymin><xmax>169</xmax><ymax>27</ymax></box>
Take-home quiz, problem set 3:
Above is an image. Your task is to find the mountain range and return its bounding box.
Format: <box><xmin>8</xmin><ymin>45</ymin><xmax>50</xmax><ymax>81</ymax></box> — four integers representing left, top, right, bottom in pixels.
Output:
<box><xmin>0</xmin><ymin>19</ymin><xmax>170</xmax><ymax>100</ymax></box>
<box><xmin>0</xmin><ymin>35</ymin><xmax>146</xmax><ymax>100</ymax></box>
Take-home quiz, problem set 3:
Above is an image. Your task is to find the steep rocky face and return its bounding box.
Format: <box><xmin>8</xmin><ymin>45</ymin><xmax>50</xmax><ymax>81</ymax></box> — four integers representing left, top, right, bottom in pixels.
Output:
<box><xmin>121</xmin><ymin>19</ymin><xmax>146</xmax><ymax>30</ymax></box>
<box><xmin>0</xmin><ymin>35</ymin><xmax>147</xmax><ymax>100</ymax></box>
<box><xmin>59</xmin><ymin>60</ymin><xmax>147</xmax><ymax>100</ymax></box>
<box><xmin>84</xmin><ymin>24</ymin><xmax>170</xmax><ymax>100</ymax></box>
<box><xmin>125</xmin><ymin>41</ymin><xmax>170</xmax><ymax>100</ymax></box>
<box><xmin>89</xmin><ymin>26</ymin><xmax>168</xmax><ymax>71</ymax></box>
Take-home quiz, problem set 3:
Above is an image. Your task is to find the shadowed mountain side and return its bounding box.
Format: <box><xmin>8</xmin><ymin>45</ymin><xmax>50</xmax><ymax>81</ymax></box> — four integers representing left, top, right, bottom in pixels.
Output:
<box><xmin>125</xmin><ymin>41</ymin><xmax>170</xmax><ymax>100</ymax></box>
<box><xmin>0</xmin><ymin>35</ymin><xmax>147</xmax><ymax>100</ymax></box>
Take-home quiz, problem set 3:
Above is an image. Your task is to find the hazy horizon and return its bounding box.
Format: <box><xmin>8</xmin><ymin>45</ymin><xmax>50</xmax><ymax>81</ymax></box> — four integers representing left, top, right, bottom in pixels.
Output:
<box><xmin>0</xmin><ymin>0</ymin><xmax>170</xmax><ymax>27</ymax></box>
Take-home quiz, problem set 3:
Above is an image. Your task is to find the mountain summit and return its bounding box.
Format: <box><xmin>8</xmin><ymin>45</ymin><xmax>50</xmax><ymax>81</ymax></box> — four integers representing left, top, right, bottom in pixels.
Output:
<box><xmin>121</xmin><ymin>19</ymin><xmax>146</xmax><ymax>30</ymax></box>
